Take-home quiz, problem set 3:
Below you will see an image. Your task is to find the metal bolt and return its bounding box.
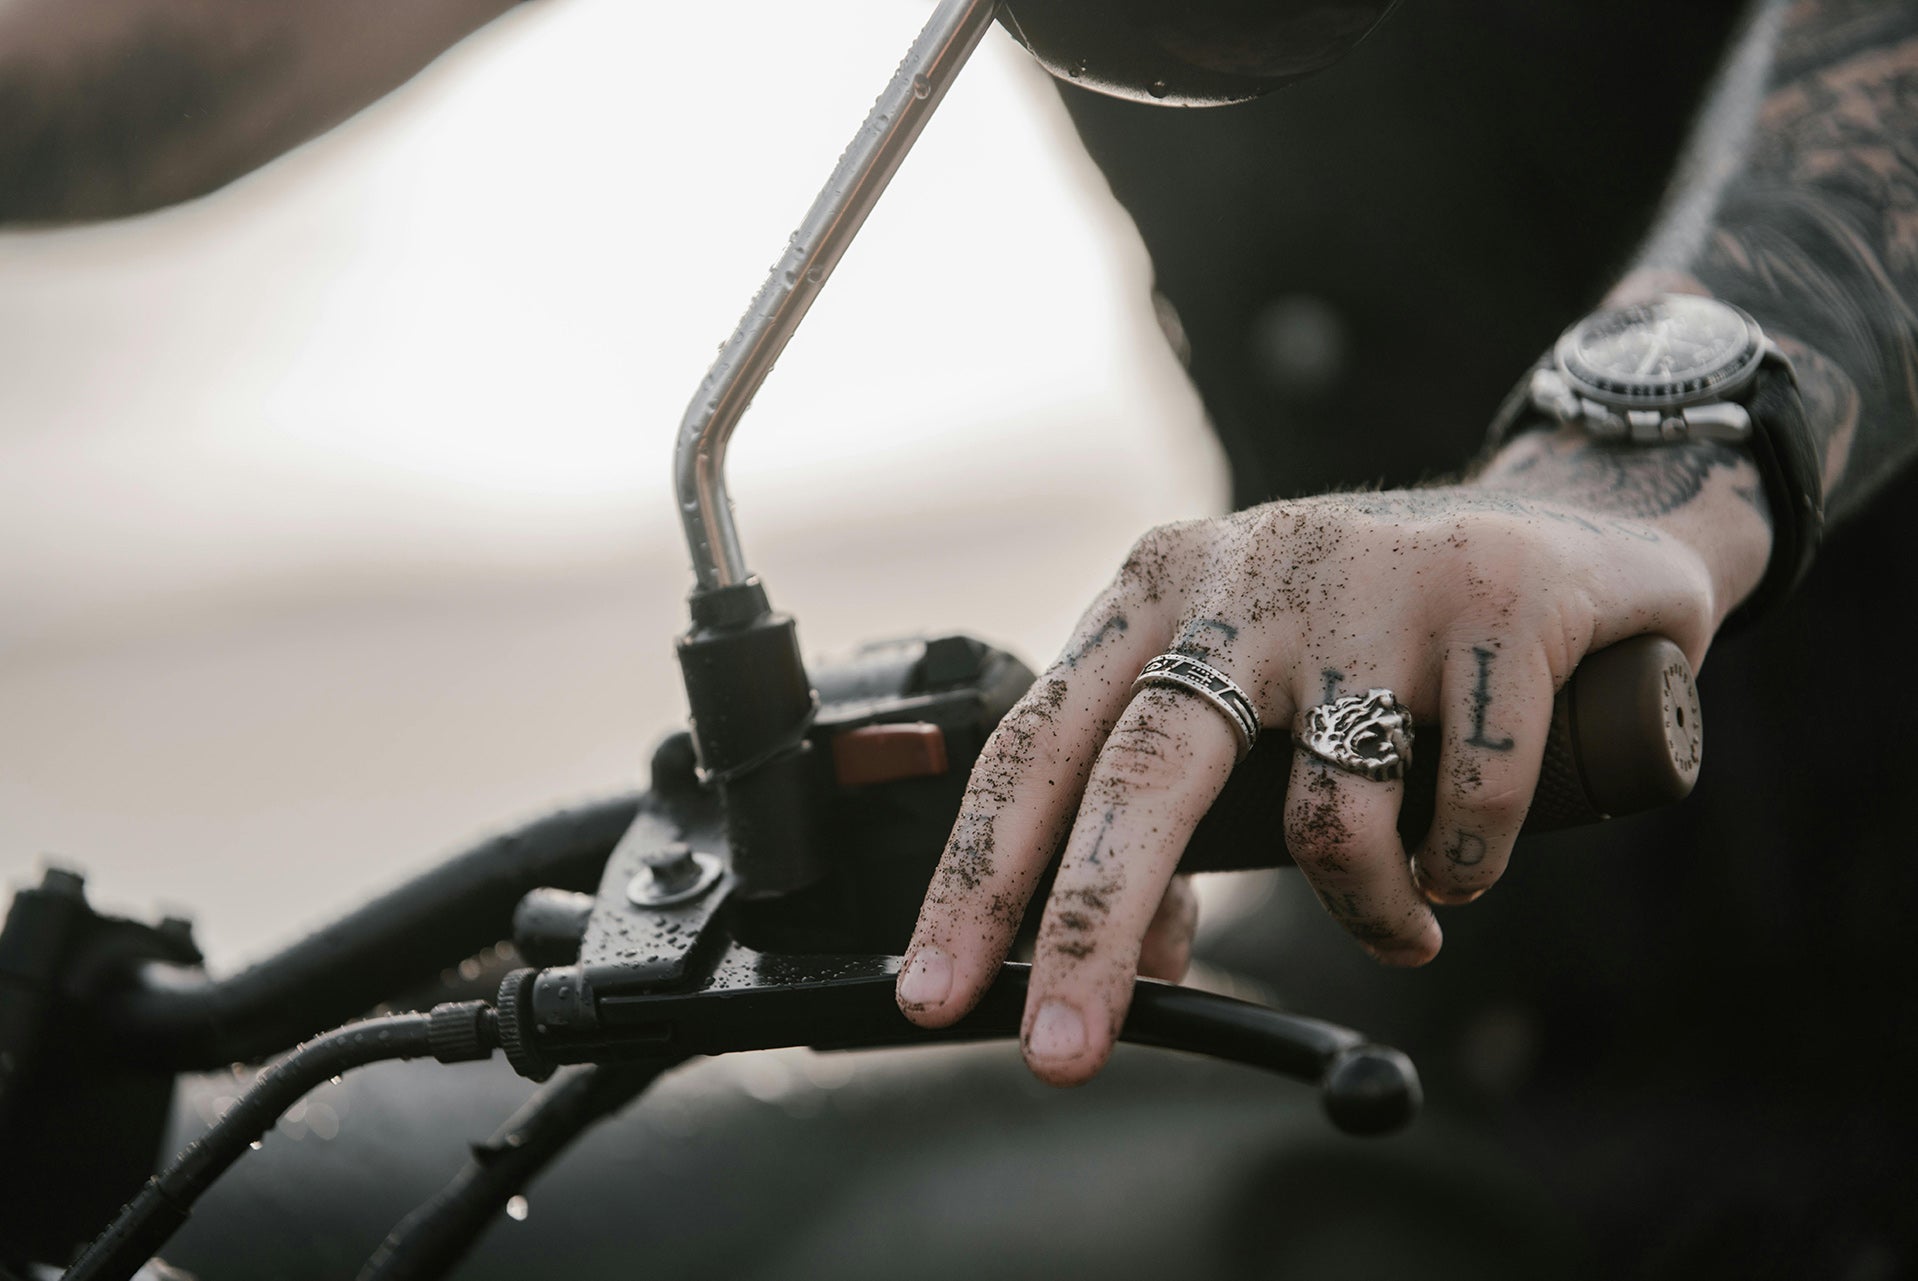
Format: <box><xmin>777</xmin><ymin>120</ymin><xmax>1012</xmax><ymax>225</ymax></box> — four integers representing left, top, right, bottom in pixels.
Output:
<box><xmin>628</xmin><ymin>844</ymin><xmax>723</xmax><ymax>908</ymax></box>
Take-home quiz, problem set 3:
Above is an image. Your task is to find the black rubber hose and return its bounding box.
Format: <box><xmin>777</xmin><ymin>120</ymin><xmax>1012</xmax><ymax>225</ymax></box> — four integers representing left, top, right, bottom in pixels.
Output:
<box><xmin>64</xmin><ymin>1014</ymin><xmax>439</xmax><ymax>1281</ymax></box>
<box><xmin>358</xmin><ymin>1059</ymin><xmax>677</xmax><ymax>1281</ymax></box>
<box><xmin>92</xmin><ymin>795</ymin><xmax>641</xmax><ymax>1070</ymax></box>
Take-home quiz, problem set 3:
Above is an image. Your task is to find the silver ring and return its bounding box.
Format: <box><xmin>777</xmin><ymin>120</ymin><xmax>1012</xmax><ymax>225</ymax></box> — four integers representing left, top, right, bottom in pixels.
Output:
<box><xmin>1131</xmin><ymin>653</ymin><xmax>1261</xmax><ymax>759</ymax></box>
<box><xmin>1295</xmin><ymin>688</ymin><xmax>1414</xmax><ymax>782</ymax></box>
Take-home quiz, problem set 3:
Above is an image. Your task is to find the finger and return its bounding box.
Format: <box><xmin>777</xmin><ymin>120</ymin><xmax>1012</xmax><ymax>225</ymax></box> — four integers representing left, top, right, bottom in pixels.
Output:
<box><xmin>1284</xmin><ymin>687</ymin><xmax>1441</xmax><ymax>966</ymax></box>
<box><xmin>1022</xmin><ymin>684</ymin><xmax>1239</xmax><ymax>1085</ymax></box>
<box><xmin>1411</xmin><ymin>641</ymin><xmax>1555</xmax><ymax>905</ymax></box>
<box><xmin>898</xmin><ymin>587</ymin><xmax>1172</xmax><ymax>1028</ymax></box>
<box><xmin>1137</xmin><ymin>875</ymin><xmax>1199</xmax><ymax>982</ymax></box>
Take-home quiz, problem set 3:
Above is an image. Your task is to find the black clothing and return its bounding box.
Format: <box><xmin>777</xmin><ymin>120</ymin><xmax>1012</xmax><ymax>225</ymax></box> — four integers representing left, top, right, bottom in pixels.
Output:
<box><xmin>1060</xmin><ymin>2</ymin><xmax>1918</xmax><ymax>1275</ymax></box>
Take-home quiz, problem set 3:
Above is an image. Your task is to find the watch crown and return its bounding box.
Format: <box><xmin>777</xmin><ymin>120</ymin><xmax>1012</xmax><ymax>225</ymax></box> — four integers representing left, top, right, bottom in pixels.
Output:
<box><xmin>1529</xmin><ymin>368</ymin><xmax>1580</xmax><ymax>421</ymax></box>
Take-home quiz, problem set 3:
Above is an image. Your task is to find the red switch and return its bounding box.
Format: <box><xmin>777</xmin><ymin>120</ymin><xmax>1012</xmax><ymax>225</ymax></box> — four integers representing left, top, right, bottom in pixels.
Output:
<box><xmin>832</xmin><ymin>722</ymin><xmax>950</xmax><ymax>787</ymax></box>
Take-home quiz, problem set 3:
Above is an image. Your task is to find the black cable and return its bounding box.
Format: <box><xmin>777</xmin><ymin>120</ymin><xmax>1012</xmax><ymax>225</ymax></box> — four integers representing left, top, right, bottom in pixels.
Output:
<box><xmin>63</xmin><ymin>1013</ymin><xmax>442</xmax><ymax>1281</ymax></box>
<box><xmin>94</xmin><ymin>795</ymin><xmax>640</xmax><ymax>1069</ymax></box>
<box><xmin>358</xmin><ymin>1059</ymin><xmax>677</xmax><ymax>1281</ymax></box>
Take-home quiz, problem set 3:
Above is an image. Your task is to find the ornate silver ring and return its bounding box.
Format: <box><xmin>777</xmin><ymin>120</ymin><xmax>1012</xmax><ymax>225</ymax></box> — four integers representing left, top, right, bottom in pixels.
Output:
<box><xmin>1295</xmin><ymin>688</ymin><xmax>1414</xmax><ymax>782</ymax></box>
<box><xmin>1131</xmin><ymin>653</ymin><xmax>1261</xmax><ymax>759</ymax></box>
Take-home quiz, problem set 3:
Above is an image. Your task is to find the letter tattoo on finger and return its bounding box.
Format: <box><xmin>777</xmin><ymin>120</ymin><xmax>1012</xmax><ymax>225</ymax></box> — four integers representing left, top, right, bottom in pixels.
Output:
<box><xmin>1172</xmin><ymin>617</ymin><xmax>1239</xmax><ymax>662</ymax></box>
<box><xmin>1465</xmin><ymin>647</ymin><xmax>1515</xmax><ymax>752</ymax></box>
<box><xmin>1446</xmin><ymin>831</ymin><xmax>1487</xmax><ymax>867</ymax></box>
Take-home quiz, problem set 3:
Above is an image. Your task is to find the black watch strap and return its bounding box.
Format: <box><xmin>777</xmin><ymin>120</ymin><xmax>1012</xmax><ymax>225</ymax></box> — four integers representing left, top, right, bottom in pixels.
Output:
<box><xmin>1482</xmin><ymin>354</ymin><xmax>1824</xmax><ymax>631</ymax></box>
<box><xmin>1722</xmin><ymin>358</ymin><xmax>1824</xmax><ymax>630</ymax></box>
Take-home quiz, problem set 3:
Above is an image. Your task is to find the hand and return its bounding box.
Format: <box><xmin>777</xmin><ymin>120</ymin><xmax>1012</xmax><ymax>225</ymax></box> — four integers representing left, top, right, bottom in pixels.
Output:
<box><xmin>896</xmin><ymin>428</ymin><xmax>1771</xmax><ymax>1085</ymax></box>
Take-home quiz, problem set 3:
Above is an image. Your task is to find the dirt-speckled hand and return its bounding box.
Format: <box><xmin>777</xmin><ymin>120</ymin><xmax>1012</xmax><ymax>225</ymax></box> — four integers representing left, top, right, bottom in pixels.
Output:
<box><xmin>896</xmin><ymin>426</ymin><xmax>1773</xmax><ymax>1086</ymax></box>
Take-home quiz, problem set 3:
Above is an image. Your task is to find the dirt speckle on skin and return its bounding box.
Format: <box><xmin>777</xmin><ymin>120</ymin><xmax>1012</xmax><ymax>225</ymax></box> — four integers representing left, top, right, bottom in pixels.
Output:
<box><xmin>1288</xmin><ymin>765</ymin><xmax>1353</xmax><ymax>872</ymax></box>
<box><xmin>1059</xmin><ymin>612</ymin><xmax>1128</xmax><ymax>671</ymax></box>
<box><xmin>1118</xmin><ymin>527</ymin><xmax>1186</xmax><ymax>605</ymax></box>
<box><xmin>1055</xmin><ymin>882</ymin><xmax>1116</xmax><ymax>916</ymax></box>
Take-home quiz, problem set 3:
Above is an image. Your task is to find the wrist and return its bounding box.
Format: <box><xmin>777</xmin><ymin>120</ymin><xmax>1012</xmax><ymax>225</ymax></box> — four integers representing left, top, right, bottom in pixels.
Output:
<box><xmin>1477</xmin><ymin>426</ymin><xmax>1773</xmax><ymax>630</ymax></box>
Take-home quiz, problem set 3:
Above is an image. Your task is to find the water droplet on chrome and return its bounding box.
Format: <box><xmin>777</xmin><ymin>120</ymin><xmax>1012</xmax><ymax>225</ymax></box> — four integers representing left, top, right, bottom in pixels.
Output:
<box><xmin>505</xmin><ymin>1195</ymin><xmax>530</xmax><ymax>1221</ymax></box>
<box><xmin>910</xmin><ymin>73</ymin><xmax>932</xmax><ymax>100</ymax></box>
<box><xmin>1148</xmin><ymin>80</ymin><xmax>1169</xmax><ymax>99</ymax></box>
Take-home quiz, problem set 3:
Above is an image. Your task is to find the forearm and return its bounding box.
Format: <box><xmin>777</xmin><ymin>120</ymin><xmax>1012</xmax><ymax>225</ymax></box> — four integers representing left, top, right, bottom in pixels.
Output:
<box><xmin>1616</xmin><ymin>0</ymin><xmax>1918</xmax><ymax>523</ymax></box>
<box><xmin>0</xmin><ymin>0</ymin><xmax>518</xmax><ymax>224</ymax></box>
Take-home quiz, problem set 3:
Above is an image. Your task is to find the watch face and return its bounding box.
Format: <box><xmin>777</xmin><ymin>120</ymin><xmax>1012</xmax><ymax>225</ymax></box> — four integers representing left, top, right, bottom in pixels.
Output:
<box><xmin>1557</xmin><ymin>294</ymin><xmax>1763</xmax><ymax>408</ymax></box>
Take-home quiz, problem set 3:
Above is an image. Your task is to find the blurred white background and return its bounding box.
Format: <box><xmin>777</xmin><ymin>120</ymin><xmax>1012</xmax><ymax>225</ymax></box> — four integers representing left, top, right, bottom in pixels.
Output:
<box><xmin>0</xmin><ymin>0</ymin><xmax>1224</xmax><ymax>963</ymax></box>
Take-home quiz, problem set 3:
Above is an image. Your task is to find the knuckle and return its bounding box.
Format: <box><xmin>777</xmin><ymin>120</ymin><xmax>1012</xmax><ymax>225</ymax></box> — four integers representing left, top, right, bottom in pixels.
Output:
<box><xmin>1091</xmin><ymin>711</ymin><xmax>1187</xmax><ymax>791</ymax></box>
<box><xmin>1458</xmin><ymin>780</ymin><xmax>1532</xmax><ymax>828</ymax></box>
<box><xmin>1036</xmin><ymin>877</ymin><xmax>1127</xmax><ymax>966</ymax></box>
<box><xmin>1282</xmin><ymin>771</ymin><xmax>1367</xmax><ymax>872</ymax></box>
<box><xmin>1117</xmin><ymin>521</ymin><xmax>1201</xmax><ymax>600</ymax></box>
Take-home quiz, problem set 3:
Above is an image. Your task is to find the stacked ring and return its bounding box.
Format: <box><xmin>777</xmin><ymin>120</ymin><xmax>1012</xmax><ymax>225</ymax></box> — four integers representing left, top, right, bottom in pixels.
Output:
<box><xmin>1131</xmin><ymin>653</ymin><xmax>1262</xmax><ymax>759</ymax></box>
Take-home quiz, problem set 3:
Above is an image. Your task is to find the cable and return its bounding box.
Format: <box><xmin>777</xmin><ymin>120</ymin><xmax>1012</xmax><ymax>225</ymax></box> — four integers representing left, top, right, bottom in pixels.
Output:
<box><xmin>358</xmin><ymin>1059</ymin><xmax>677</xmax><ymax>1281</ymax></box>
<box><xmin>95</xmin><ymin>795</ymin><xmax>639</xmax><ymax>1069</ymax></box>
<box><xmin>63</xmin><ymin>1009</ymin><xmax>490</xmax><ymax>1281</ymax></box>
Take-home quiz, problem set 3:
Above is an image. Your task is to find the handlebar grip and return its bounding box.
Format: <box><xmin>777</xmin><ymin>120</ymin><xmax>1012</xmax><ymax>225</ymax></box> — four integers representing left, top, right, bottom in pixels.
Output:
<box><xmin>1178</xmin><ymin>634</ymin><xmax>1702</xmax><ymax>873</ymax></box>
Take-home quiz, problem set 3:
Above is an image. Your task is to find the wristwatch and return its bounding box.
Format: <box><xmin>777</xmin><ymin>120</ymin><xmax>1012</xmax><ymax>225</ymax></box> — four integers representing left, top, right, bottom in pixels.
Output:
<box><xmin>1488</xmin><ymin>292</ymin><xmax>1825</xmax><ymax>626</ymax></box>
<box><xmin>1529</xmin><ymin>293</ymin><xmax>1779</xmax><ymax>443</ymax></box>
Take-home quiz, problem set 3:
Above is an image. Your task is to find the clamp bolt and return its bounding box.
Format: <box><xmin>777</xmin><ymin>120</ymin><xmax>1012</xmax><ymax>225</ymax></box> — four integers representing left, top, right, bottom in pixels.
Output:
<box><xmin>627</xmin><ymin>843</ymin><xmax>723</xmax><ymax>908</ymax></box>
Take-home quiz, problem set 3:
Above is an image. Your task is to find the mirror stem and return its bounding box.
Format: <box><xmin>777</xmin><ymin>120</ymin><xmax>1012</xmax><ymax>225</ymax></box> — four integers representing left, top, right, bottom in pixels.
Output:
<box><xmin>673</xmin><ymin>0</ymin><xmax>999</xmax><ymax>593</ymax></box>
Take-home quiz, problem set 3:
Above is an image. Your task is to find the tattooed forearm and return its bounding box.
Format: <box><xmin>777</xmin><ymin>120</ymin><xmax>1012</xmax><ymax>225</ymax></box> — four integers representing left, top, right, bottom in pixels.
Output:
<box><xmin>1486</xmin><ymin>435</ymin><xmax>1766</xmax><ymax>522</ymax></box>
<box><xmin>1322</xmin><ymin>483</ymin><xmax>1667</xmax><ymax>542</ymax></box>
<box><xmin>1630</xmin><ymin>0</ymin><xmax>1918</xmax><ymax>521</ymax></box>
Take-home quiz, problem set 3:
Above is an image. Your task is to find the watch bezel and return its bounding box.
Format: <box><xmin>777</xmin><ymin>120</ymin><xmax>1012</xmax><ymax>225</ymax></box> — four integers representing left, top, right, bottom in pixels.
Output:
<box><xmin>1554</xmin><ymin>295</ymin><xmax>1766</xmax><ymax>410</ymax></box>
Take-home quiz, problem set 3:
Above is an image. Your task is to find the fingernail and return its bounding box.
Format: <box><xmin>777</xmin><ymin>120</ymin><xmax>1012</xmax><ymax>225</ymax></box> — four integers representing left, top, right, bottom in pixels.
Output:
<box><xmin>1026</xmin><ymin>999</ymin><xmax>1087</xmax><ymax>1063</ymax></box>
<box><xmin>897</xmin><ymin>946</ymin><xmax>951</xmax><ymax>1008</ymax></box>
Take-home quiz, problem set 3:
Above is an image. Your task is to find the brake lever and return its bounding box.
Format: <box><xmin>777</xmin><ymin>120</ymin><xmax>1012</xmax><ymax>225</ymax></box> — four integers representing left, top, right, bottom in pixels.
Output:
<box><xmin>494</xmin><ymin>811</ymin><xmax>1418</xmax><ymax>1137</ymax></box>
<box><xmin>496</xmin><ymin>946</ymin><xmax>1418</xmax><ymax>1137</ymax></box>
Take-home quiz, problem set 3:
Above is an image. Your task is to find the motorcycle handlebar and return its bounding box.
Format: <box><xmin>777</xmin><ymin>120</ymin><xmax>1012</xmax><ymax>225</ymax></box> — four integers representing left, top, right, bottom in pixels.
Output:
<box><xmin>1179</xmin><ymin>634</ymin><xmax>1701</xmax><ymax>872</ymax></box>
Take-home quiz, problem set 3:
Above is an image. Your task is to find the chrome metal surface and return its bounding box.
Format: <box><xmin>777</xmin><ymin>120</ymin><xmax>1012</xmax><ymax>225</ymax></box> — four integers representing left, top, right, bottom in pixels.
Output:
<box><xmin>627</xmin><ymin>847</ymin><xmax>724</xmax><ymax>908</ymax></box>
<box><xmin>1132</xmin><ymin>653</ymin><xmax>1261</xmax><ymax>759</ymax></box>
<box><xmin>1681</xmin><ymin>401</ymin><xmax>1753</xmax><ymax>441</ymax></box>
<box><xmin>1295</xmin><ymin>688</ymin><xmax>1414</xmax><ymax>783</ymax></box>
<box><xmin>673</xmin><ymin>0</ymin><xmax>1001</xmax><ymax>591</ymax></box>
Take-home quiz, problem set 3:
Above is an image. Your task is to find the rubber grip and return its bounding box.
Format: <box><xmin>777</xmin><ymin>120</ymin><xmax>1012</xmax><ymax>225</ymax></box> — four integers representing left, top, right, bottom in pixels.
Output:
<box><xmin>1178</xmin><ymin>635</ymin><xmax>1701</xmax><ymax>872</ymax></box>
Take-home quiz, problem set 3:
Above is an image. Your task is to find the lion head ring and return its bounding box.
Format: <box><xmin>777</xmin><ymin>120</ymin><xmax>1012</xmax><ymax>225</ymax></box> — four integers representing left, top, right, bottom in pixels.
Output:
<box><xmin>1295</xmin><ymin>688</ymin><xmax>1415</xmax><ymax>782</ymax></box>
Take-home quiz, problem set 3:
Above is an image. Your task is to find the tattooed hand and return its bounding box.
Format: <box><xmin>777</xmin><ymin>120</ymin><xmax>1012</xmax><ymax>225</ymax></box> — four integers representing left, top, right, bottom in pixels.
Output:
<box><xmin>896</xmin><ymin>428</ymin><xmax>1772</xmax><ymax>1085</ymax></box>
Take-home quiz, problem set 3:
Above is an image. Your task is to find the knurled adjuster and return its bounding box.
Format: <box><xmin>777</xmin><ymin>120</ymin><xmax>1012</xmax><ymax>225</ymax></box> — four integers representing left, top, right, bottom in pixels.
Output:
<box><xmin>426</xmin><ymin>999</ymin><xmax>499</xmax><ymax>1064</ymax></box>
<box><xmin>495</xmin><ymin>967</ymin><xmax>557</xmax><ymax>1082</ymax></box>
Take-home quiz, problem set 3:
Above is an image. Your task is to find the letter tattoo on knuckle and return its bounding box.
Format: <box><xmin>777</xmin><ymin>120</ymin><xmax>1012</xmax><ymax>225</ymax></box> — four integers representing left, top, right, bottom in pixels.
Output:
<box><xmin>1444</xmin><ymin>831</ymin><xmax>1488</xmax><ymax>867</ymax></box>
<box><xmin>1062</xmin><ymin>612</ymin><xmax>1129</xmax><ymax>670</ymax></box>
<box><xmin>1171</xmin><ymin>617</ymin><xmax>1239</xmax><ymax>662</ymax></box>
<box><xmin>1465</xmin><ymin>647</ymin><xmax>1516</xmax><ymax>752</ymax></box>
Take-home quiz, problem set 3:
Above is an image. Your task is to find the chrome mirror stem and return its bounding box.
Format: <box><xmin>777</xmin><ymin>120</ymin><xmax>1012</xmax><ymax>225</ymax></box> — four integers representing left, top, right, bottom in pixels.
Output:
<box><xmin>673</xmin><ymin>0</ymin><xmax>1000</xmax><ymax>592</ymax></box>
